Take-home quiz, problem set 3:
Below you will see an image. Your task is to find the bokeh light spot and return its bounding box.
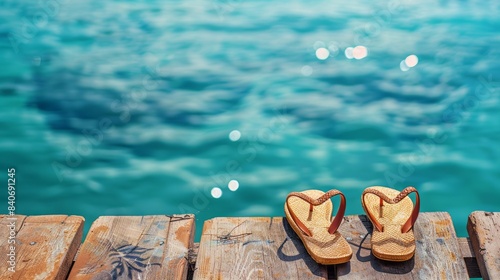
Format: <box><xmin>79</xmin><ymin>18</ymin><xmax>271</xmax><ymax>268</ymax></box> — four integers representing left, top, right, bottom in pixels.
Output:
<box><xmin>345</xmin><ymin>47</ymin><xmax>354</xmax><ymax>59</ymax></box>
<box><xmin>229</xmin><ymin>130</ymin><xmax>241</xmax><ymax>141</ymax></box>
<box><xmin>228</xmin><ymin>180</ymin><xmax>239</xmax><ymax>191</ymax></box>
<box><xmin>211</xmin><ymin>187</ymin><xmax>222</xmax><ymax>198</ymax></box>
<box><xmin>316</xmin><ymin>48</ymin><xmax>330</xmax><ymax>60</ymax></box>
<box><xmin>405</xmin><ymin>54</ymin><xmax>419</xmax><ymax>67</ymax></box>
<box><xmin>400</xmin><ymin>60</ymin><xmax>410</xmax><ymax>71</ymax></box>
<box><xmin>353</xmin><ymin>46</ymin><xmax>368</xmax><ymax>59</ymax></box>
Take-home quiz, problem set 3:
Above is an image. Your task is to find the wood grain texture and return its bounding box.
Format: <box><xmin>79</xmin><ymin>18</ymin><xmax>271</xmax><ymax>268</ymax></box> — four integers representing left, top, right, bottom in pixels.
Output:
<box><xmin>0</xmin><ymin>215</ymin><xmax>84</xmax><ymax>280</ymax></box>
<box><xmin>457</xmin><ymin>237</ymin><xmax>481</xmax><ymax>278</ymax></box>
<box><xmin>193</xmin><ymin>217</ymin><xmax>328</xmax><ymax>280</ymax></box>
<box><xmin>336</xmin><ymin>212</ymin><xmax>468</xmax><ymax>280</ymax></box>
<box><xmin>68</xmin><ymin>215</ymin><xmax>194</xmax><ymax>280</ymax></box>
<box><xmin>467</xmin><ymin>211</ymin><xmax>500</xmax><ymax>280</ymax></box>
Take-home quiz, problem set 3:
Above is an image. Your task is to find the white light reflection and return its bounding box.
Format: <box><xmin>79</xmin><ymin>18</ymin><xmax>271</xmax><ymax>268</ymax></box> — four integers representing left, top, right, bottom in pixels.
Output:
<box><xmin>211</xmin><ymin>187</ymin><xmax>222</xmax><ymax>198</ymax></box>
<box><xmin>353</xmin><ymin>46</ymin><xmax>368</xmax><ymax>59</ymax></box>
<box><xmin>400</xmin><ymin>54</ymin><xmax>419</xmax><ymax>71</ymax></box>
<box><xmin>400</xmin><ymin>60</ymin><xmax>410</xmax><ymax>71</ymax></box>
<box><xmin>344</xmin><ymin>47</ymin><xmax>354</xmax><ymax>59</ymax></box>
<box><xmin>228</xmin><ymin>180</ymin><xmax>239</xmax><ymax>191</ymax></box>
<box><xmin>315</xmin><ymin>48</ymin><xmax>330</xmax><ymax>60</ymax></box>
<box><xmin>229</xmin><ymin>130</ymin><xmax>241</xmax><ymax>141</ymax></box>
<box><xmin>405</xmin><ymin>54</ymin><xmax>418</xmax><ymax>67</ymax></box>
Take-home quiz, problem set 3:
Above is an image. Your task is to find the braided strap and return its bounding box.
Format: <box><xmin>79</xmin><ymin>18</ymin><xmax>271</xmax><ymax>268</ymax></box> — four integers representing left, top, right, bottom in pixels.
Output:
<box><xmin>362</xmin><ymin>186</ymin><xmax>420</xmax><ymax>233</ymax></box>
<box><xmin>286</xmin><ymin>190</ymin><xmax>346</xmax><ymax>237</ymax></box>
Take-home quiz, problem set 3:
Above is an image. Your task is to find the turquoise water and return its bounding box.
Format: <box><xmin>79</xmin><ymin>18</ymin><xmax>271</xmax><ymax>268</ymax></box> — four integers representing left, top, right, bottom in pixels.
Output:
<box><xmin>1</xmin><ymin>0</ymin><xmax>499</xmax><ymax>241</ymax></box>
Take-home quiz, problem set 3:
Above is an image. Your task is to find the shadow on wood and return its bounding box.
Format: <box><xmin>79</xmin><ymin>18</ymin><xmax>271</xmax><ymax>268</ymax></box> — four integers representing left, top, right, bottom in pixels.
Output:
<box><xmin>279</xmin><ymin>217</ymin><xmax>335</xmax><ymax>278</ymax></box>
<box><xmin>336</xmin><ymin>213</ymin><xmax>468</xmax><ymax>280</ymax></box>
<box><xmin>336</xmin><ymin>215</ymin><xmax>414</xmax><ymax>279</ymax></box>
<box><xmin>68</xmin><ymin>215</ymin><xmax>194</xmax><ymax>280</ymax></box>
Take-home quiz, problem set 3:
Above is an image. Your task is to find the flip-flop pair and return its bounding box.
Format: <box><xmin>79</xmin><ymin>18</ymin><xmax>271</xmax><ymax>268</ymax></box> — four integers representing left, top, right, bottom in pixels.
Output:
<box><xmin>284</xmin><ymin>186</ymin><xmax>420</xmax><ymax>264</ymax></box>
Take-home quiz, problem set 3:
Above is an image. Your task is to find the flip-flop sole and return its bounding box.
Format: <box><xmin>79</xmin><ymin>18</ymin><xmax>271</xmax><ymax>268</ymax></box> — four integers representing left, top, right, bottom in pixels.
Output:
<box><xmin>361</xmin><ymin>186</ymin><xmax>416</xmax><ymax>262</ymax></box>
<box><xmin>285</xmin><ymin>190</ymin><xmax>352</xmax><ymax>265</ymax></box>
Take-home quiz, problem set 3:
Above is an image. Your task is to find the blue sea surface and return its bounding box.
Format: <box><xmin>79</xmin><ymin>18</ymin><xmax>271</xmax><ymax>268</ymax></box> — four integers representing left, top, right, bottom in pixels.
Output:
<box><xmin>0</xmin><ymin>0</ymin><xmax>499</xmax><ymax>240</ymax></box>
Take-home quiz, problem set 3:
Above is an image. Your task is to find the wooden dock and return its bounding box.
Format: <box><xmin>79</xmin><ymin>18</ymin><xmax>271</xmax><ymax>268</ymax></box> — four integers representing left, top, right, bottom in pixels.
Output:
<box><xmin>0</xmin><ymin>211</ymin><xmax>498</xmax><ymax>279</ymax></box>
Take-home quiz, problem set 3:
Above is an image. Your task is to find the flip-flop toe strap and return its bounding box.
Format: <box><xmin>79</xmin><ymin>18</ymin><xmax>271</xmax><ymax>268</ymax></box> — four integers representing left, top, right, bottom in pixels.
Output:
<box><xmin>286</xmin><ymin>190</ymin><xmax>346</xmax><ymax>237</ymax></box>
<box><xmin>362</xmin><ymin>186</ymin><xmax>420</xmax><ymax>233</ymax></box>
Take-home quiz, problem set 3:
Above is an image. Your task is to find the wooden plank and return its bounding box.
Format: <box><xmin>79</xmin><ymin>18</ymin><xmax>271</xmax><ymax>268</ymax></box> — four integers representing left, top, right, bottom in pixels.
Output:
<box><xmin>68</xmin><ymin>215</ymin><xmax>194</xmax><ymax>280</ymax></box>
<box><xmin>0</xmin><ymin>215</ymin><xmax>84</xmax><ymax>280</ymax></box>
<box><xmin>458</xmin><ymin>237</ymin><xmax>481</xmax><ymax>278</ymax></box>
<box><xmin>336</xmin><ymin>212</ymin><xmax>468</xmax><ymax>280</ymax></box>
<box><xmin>467</xmin><ymin>211</ymin><xmax>500</xmax><ymax>280</ymax></box>
<box><xmin>193</xmin><ymin>217</ymin><xmax>328</xmax><ymax>280</ymax></box>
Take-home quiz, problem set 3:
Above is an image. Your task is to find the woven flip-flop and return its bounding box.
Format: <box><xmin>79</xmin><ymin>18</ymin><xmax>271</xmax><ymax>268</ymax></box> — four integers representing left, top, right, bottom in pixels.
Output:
<box><xmin>284</xmin><ymin>189</ymin><xmax>352</xmax><ymax>265</ymax></box>
<box><xmin>361</xmin><ymin>186</ymin><xmax>420</xmax><ymax>262</ymax></box>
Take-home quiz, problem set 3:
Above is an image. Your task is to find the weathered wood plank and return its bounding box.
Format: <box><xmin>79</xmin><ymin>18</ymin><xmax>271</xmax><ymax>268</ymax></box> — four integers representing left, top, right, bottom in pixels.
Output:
<box><xmin>457</xmin><ymin>237</ymin><xmax>481</xmax><ymax>278</ymax></box>
<box><xmin>193</xmin><ymin>217</ymin><xmax>328</xmax><ymax>280</ymax></box>
<box><xmin>467</xmin><ymin>211</ymin><xmax>500</xmax><ymax>280</ymax></box>
<box><xmin>68</xmin><ymin>215</ymin><xmax>194</xmax><ymax>280</ymax></box>
<box><xmin>336</xmin><ymin>212</ymin><xmax>468</xmax><ymax>280</ymax></box>
<box><xmin>0</xmin><ymin>215</ymin><xmax>84</xmax><ymax>280</ymax></box>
